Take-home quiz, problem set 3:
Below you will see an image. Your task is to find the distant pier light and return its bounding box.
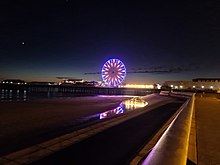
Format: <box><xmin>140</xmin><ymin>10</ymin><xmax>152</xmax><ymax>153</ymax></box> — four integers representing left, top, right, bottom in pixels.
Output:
<box><xmin>119</xmin><ymin>84</ymin><xmax>154</xmax><ymax>89</ymax></box>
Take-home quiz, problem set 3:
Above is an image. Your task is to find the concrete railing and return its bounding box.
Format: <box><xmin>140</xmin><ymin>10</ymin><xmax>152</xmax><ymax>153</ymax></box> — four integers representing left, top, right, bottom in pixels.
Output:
<box><xmin>141</xmin><ymin>93</ymin><xmax>195</xmax><ymax>165</ymax></box>
<box><xmin>169</xmin><ymin>91</ymin><xmax>193</xmax><ymax>97</ymax></box>
<box><xmin>160</xmin><ymin>90</ymin><xmax>193</xmax><ymax>98</ymax></box>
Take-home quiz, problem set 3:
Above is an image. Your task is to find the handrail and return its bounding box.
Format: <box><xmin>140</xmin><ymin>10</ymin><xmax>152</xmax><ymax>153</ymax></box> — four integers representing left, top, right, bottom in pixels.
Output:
<box><xmin>141</xmin><ymin>94</ymin><xmax>195</xmax><ymax>165</ymax></box>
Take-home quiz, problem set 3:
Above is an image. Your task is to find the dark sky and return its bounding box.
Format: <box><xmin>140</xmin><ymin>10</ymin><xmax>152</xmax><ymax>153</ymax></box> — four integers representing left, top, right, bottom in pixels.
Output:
<box><xmin>0</xmin><ymin>1</ymin><xmax>220</xmax><ymax>83</ymax></box>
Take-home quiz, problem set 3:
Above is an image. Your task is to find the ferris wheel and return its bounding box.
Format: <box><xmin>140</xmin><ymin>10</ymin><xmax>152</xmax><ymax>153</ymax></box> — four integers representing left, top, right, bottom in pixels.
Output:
<box><xmin>101</xmin><ymin>59</ymin><xmax>126</xmax><ymax>87</ymax></box>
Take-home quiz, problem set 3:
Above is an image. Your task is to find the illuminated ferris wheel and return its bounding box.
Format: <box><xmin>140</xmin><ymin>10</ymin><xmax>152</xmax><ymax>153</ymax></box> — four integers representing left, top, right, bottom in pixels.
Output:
<box><xmin>101</xmin><ymin>59</ymin><xmax>126</xmax><ymax>87</ymax></box>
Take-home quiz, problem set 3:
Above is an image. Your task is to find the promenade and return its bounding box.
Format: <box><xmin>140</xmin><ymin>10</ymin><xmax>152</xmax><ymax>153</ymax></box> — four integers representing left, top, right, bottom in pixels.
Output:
<box><xmin>195</xmin><ymin>93</ymin><xmax>220</xmax><ymax>165</ymax></box>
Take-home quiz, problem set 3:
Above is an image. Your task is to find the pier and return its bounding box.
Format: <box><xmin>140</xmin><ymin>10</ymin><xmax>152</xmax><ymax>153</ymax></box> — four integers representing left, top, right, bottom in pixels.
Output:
<box><xmin>0</xmin><ymin>84</ymin><xmax>159</xmax><ymax>96</ymax></box>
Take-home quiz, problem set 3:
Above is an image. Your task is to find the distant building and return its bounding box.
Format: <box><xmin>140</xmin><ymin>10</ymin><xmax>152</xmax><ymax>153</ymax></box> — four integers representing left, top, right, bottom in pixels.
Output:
<box><xmin>192</xmin><ymin>78</ymin><xmax>220</xmax><ymax>83</ymax></box>
<box><xmin>164</xmin><ymin>78</ymin><xmax>220</xmax><ymax>91</ymax></box>
<box><xmin>82</xmin><ymin>81</ymin><xmax>99</xmax><ymax>86</ymax></box>
<box><xmin>59</xmin><ymin>78</ymin><xmax>84</xmax><ymax>85</ymax></box>
<box><xmin>56</xmin><ymin>77</ymin><xmax>83</xmax><ymax>85</ymax></box>
<box><xmin>57</xmin><ymin>77</ymin><xmax>99</xmax><ymax>87</ymax></box>
<box><xmin>29</xmin><ymin>81</ymin><xmax>57</xmax><ymax>85</ymax></box>
<box><xmin>62</xmin><ymin>79</ymin><xmax>84</xmax><ymax>84</ymax></box>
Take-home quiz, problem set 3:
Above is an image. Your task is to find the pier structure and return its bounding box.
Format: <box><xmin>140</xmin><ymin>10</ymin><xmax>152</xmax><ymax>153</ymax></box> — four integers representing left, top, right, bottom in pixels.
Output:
<box><xmin>0</xmin><ymin>84</ymin><xmax>159</xmax><ymax>96</ymax></box>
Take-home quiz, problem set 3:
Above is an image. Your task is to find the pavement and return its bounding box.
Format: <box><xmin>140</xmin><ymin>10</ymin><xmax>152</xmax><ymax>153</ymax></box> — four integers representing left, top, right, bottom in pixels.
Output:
<box><xmin>195</xmin><ymin>93</ymin><xmax>220</xmax><ymax>165</ymax></box>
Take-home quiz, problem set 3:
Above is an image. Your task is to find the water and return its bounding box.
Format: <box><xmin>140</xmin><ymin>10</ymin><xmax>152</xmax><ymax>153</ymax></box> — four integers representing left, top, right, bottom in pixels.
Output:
<box><xmin>1</xmin><ymin>89</ymin><xmax>27</xmax><ymax>101</ymax></box>
<box><xmin>0</xmin><ymin>89</ymin><xmax>149</xmax><ymax>134</ymax></box>
<box><xmin>1</xmin><ymin>89</ymin><xmax>148</xmax><ymax>120</ymax></box>
<box><xmin>0</xmin><ymin>89</ymin><xmax>96</xmax><ymax>101</ymax></box>
<box><xmin>73</xmin><ymin>97</ymin><xmax>148</xmax><ymax>128</ymax></box>
<box><xmin>99</xmin><ymin>97</ymin><xmax>148</xmax><ymax>119</ymax></box>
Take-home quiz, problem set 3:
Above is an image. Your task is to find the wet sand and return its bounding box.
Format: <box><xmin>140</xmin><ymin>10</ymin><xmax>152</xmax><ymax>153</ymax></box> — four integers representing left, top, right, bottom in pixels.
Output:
<box><xmin>0</xmin><ymin>94</ymin><xmax>173</xmax><ymax>156</ymax></box>
<box><xmin>0</xmin><ymin>95</ymin><xmax>132</xmax><ymax>155</ymax></box>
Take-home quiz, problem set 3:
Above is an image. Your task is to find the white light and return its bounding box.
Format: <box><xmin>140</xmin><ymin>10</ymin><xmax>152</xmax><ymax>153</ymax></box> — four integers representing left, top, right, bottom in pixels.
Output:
<box><xmin>201</xmin><ymin>86</ymin><xmax>204</xmax><ymax>89</ymax></box>
<box><xmin>170</xmin><ymin>85</ymin><xmax>173</xmax><ymax>88</ymax></box>
<box><xmin>210</xmin><ymin>86</ymin><xmax>213</xmax><ymax>89</ymax></box>
<box><xmin>193</xmin><ymin>86</ymin><xmax>195</xmax><ymax>88</ymax></box>
<box><xmin>180</xmin><ymin>85</ymin><xmax>183</xmax><ymax>88</ymax></box>
<box><xmin>175</xmin><ymin>86</ymin><xmax>178</xmax><ymax>89</ymax></box>
<box><xmin>156</xmin><ymin>84</ymin><xmax>162</xmax><ymax>89</ymax></box>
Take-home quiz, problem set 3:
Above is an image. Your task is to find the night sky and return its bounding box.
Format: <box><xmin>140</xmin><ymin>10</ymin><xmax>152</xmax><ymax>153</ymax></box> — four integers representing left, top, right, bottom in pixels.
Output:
<box><xmin>0</xmin><ymin>1</ymin><xmax>220</xmax><ymax>83</ymax></box>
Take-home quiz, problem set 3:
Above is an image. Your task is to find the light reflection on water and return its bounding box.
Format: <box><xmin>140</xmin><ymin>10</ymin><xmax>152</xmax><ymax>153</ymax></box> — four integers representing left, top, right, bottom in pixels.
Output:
<box><xmin>100</xmin><ymin>102</ymin><xmax>125</xmax><ymax>119</ymax></box>
<box><xmin>0</xmin><ymin>89</ymin><xmax>100</xmax><ymax>101</ymax></box>
<box><xmin>0</xmin><ymin>90</ymin><xmax>149</xmax><ymax>128</ymax></box>
<box><xmin>1</xmin><ymin>89</ymin><xmax>27</xmax><ymax>101</ymax></box>
<box><xmin>99</xmin><ymin>97</ymin><xmax>148</xmax><ymax>119</ymax></box>
<box><xmin>124</xmin><ymin>97</ymin><xmax>148</xmax><ymax>110</ymax></box>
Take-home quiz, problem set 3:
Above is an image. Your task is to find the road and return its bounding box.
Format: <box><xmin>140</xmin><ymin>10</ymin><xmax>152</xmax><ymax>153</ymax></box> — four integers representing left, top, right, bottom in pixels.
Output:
<box><xmin>31</xmin><ymin>98</ymin><xmax>185</xmax><ymax>165</ymax></box>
